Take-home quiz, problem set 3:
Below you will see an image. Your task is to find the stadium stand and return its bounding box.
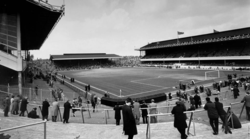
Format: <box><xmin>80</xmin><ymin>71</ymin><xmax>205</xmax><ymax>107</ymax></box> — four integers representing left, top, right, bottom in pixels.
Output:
<box><xmin>139</xmin><ymin>27</ymin><xmax>250</xmax><ymax>67</ymax></box>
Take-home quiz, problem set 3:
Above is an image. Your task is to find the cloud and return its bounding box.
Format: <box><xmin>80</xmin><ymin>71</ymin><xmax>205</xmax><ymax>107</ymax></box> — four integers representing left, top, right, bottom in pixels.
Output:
<box><xmin>132</xmin><ymin>0</ymin><xmax>167</xmax><ymax>16</ymax></box>
<box><xmin>83</xmin><ymin>8</ymin><xmax>132</xmax><ymax>32</ymax></box>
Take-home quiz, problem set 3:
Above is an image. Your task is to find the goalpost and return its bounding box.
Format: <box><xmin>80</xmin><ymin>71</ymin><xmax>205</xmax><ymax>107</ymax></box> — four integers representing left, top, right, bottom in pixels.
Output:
<box><xmin>205</xmin><ymin>70</ymin><xmax>220</xmax><ymax>80</ymax></box>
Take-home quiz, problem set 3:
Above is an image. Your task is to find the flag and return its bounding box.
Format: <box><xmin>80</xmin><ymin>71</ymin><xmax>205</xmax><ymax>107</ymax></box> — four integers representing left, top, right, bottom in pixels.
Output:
<box><xmin>177</xmin><ymin>31</ymin><xmax>184</xmax><ymax>35</ymax></box>
<box><xmin>213</xmin><ymin>29</ymin><xmax>219</xmax><ymax>33</ymax></box>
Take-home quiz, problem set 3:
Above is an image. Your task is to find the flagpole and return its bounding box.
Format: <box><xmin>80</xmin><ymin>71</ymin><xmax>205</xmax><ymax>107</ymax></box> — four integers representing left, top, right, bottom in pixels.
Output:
<box><xmin>177</xmin><ymin>33</ymin><xmax>179</xmax><ymax>44</ymax></box>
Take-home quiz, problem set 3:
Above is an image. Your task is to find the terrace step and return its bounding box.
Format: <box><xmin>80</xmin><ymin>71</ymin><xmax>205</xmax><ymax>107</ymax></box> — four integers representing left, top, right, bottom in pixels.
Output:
<box><xmin>0</xmin><ymin>111</ymin><xmax>248</xmax><ymax>139</ymax></box>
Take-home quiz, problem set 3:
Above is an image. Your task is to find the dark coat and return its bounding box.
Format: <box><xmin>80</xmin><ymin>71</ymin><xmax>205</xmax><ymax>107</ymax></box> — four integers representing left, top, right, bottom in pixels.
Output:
<box><xmin>194</xmin><ymin>94</ymin><xmax>201</xmax><ymax>105</ymax></box>
<box><xmin>171</xmin><ymin>105</ymin><xmax>187</xmax><ymax>128</ymax></box>
<box><xmin>214</xmin><ymin>102</ymin><xmax>226</xmax><ymax>116</ymax></box>
<box><xmin>204</xmin><ymin>101</ymin><xmax>219</xmax><ymax>119</ymax></box>
<box><xmin>28</xmin><ymin>110</ymin><xmax>39</xmax><ymax>119</ymax></box>
<box><xmin>42</xmin><ymin>100</ymin><xmax>50</xmax><ymax>116</ymax></box>
<box><xmin>20</xmin><ymin>98</ymin><xmax>28</xmax><ymax>112</ymax></box>
<box><xmin>63</xmin><ymin>101</ymin><xmax>72</xmax><ymax>120</ymax></box>
<box><xmin>3</xmin><ymin>98</ymin><xmax>11</xmax><ymax>112</ymax></box>
<box><xmin>63</xmin><ymin>101</ymin><xmax>72</xmax><ymax>119</ymax></box>
<box><xmin>233</xmin><ymin>88</ymin><xmax>239</xmax><ymax>97</ymax></box>
<box><xmin>113</xmin><ymin>105</ymin><xmax>121</xmax><ymax>120</ymax></box>
<box><xmin>122</xmin><ymin>105</ymin><xmax>137</xmax><ymax>136</ymax></box>
<box><xmin>140</xmin><ymin>103</ymin><xmax>148</xmax><ymax>116</ymax></box>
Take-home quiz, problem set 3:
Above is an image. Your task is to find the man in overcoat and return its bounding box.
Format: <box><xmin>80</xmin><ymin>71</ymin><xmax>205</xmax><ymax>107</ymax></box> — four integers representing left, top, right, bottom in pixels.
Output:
<box><xmin>3</xmin><ymin>96</ymin><xmax>11</xmax><ymax>117</ymax></box>
<box><xmin>171</xmin><ymin>101</ymin><xmax>188</xmax><ymax>139</ymax></box>
<box><xmin>194</xmin><ymin>93</ymin><xmax>201</xmax><ymax>109</ymax></box>
<box><xmin>214</xmin><ymin>97</ymin><xmax>232</xmax><ymax>134</ymax></box>
<box><xmin>42</xmin><ymin>99</ymin><xmax>50</xmax><ymax>120</ymax></box>
<box><xmin>204</xmin><ymin>97</ymin><xmax>219</xmax><ymax>135</ymax></box>
<box><xmin>113</xmin><ymin>103</ymin><xmax>121</xmax><ymax>125</ymax></box>
<box><xmin>19</xmin><ymin>97</ymin><xmax>29</xmax><ymax>116</ymax></box>
<box><xmin>122</xmin><ymin>97</ymin><xmax>137</xmax><ymax>139</ymax></box>
<box><xmin>140</xmin><ymin>100</ymin><xmax>148</xmax><ymax>124</ymax></box>
<box><xmin>63</xmin><ymin>99</ymin><xmax>72</xmax><ymax>123</ymax></box>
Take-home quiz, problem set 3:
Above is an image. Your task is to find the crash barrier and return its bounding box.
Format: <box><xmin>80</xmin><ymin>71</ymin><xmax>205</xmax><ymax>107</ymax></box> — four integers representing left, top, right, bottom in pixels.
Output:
<box><xmin>0</xmin><ymin>120</ymin><xmax>47</xmax><ymax>139</ymax></box>
<box><xmin>146</xmin><ymin>106</ymin><xmax>232</xmax><ymax>139</ymax></box>
<box><xmin>30</xmin><ymin>102</ymin><xmax>179</xmax><ymax>125</ymax></box>
<box><xmin>230</xmin><ymin>102</ymin><xmax>245</xmax><ymax>119</ymax></box>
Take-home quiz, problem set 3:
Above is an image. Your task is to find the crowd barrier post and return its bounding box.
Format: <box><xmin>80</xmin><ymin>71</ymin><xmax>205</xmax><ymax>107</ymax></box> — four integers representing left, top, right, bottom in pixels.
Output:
<box><xmin>87</xmin><ymin>104</ymin><xmax>91</xmax><ymax>118</ymax></box>
<box><xmin>187</xmin><ymin>112</ymin><xmax>195</xmax><ymax>136</ymax></box>
<box><xmin>80</xmin><ymin>108</ymin><xmax>85</xmax><ymax>123</ymax></box>
<box><xmin>238</xmin><ymin>103</ymin><xmax>245</xmax><ymax>119</ymax></box>
<box><xmin>146</xmin><ymin>115</ymin><xmax>151</xmax><ymax>139</ymax></box>
<box><xmin>105</xmin><ymin>109</ymin><xmax>108</xmax><ymax>124</ymax></box>
<box><xmin>44</xmin><ymin>120</ymin><xmax>47</xmax><ymax>139</ymax></box>
<box><xmin>107</xmin><ymin>110</ymin><xmax>110</xmax><ymax>119</ymax></box>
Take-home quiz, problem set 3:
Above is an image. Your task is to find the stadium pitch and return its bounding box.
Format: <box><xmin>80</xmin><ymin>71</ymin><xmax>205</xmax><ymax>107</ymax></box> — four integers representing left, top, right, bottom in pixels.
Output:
<box><xmin>59</xmin><ymin>67</ymin><xmax>249</xmax><ymax>98</ymax></box>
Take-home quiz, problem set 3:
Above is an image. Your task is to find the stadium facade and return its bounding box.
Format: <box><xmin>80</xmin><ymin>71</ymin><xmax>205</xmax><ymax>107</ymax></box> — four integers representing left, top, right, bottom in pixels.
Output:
<box><xmin>0</xmin><ymin>0</ymin><xmax>64</xmax><ymax>94</ymax></box>
<box><xmin>139</xmin><ymin>27</ymin><xmax>250</xmax><ymax>67</ymax></box>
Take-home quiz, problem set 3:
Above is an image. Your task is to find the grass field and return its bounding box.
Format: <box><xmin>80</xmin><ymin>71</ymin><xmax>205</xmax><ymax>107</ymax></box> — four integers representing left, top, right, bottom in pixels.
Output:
<box><xmin>59</xmin><ymin>67</ymin><xmax>250</xmax><ymax>98</ymax></box>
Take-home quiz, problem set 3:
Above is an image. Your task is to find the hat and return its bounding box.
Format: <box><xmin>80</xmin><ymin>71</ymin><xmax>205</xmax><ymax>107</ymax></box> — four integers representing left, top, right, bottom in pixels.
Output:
<box><xmin>126</xmin><ymin>97</ymin><xmax>133</xmax><ymax>103</ymax></box>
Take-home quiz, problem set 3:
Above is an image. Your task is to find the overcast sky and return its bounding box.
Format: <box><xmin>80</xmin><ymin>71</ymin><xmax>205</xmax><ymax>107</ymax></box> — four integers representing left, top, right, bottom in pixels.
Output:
<box><xmin>30</xmin><ymin>0</ymin><xmax>250</xmax><ymax>59</ymax></box>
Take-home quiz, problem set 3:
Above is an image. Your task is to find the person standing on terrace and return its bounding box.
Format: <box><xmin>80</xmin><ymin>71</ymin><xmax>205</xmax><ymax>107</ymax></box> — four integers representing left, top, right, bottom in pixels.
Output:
<box><xmin>3</xmin><ymin>96</ymin><xmax>10</xmax><ymax>117</ymax></box>
<box><xmin>171</xmin><ymin>101</ymin><xmax>188</xmax><ymax>139</ymax></box>
<box><xmin>241</xmin><ymin>92</ymin><xmax>250</xmax><ymax>120</ymax></box>
<box><xmin>42</xmin><ymin>98</ymin><xmax>50</xmax><ymax>121</ymax></box>
<box><xmin>122</xmin><ymin>97</ymin><xmax>137</xmax><ymax>139</ymax></box>
<box><xmin>149</xmin><ymin>99</ymin><xmax>157</xmax><ymax>123</ymax></box>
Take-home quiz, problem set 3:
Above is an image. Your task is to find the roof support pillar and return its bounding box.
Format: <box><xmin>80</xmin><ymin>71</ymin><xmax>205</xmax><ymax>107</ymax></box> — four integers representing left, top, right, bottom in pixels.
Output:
<box><xmin>17</xmin><ymin>13</ymin><xmax>22</xmax><ymax>95</ymax></box>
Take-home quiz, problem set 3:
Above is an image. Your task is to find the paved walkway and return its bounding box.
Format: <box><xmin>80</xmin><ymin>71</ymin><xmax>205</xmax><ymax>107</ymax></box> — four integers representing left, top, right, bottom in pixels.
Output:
<box><xmin>0</xmin><ymin>113</ymin><xmax>250</xmax><ymax>139</ymax></box>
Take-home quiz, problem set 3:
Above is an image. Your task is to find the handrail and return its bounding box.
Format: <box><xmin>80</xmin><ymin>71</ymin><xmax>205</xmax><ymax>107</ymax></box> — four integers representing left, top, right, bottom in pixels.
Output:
<box><xmin>230</xmin><ymin>102</ymin><xmax>242</xmax><ymax>105</ymax></box>
<box><xmin>0</xmin><ymin>120</ymin><xmax>47</xmax><ymax>139</ymax></box>
<box><xmin>146</xmin><ymin>105</ymin><xmax>231</xmax><ymax>139</ymax></box>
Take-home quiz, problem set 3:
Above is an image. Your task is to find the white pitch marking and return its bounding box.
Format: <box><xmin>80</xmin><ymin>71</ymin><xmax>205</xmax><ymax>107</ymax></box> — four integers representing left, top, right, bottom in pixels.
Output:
<box><xmin>130</xmin><ymin>80</ymin><xmax>165</xmax><ymax>88</ymax></box>
<box><xmin>124</xmin><ymin>87</ymin><xmax>170</xmax><ymax>97</ymax></box>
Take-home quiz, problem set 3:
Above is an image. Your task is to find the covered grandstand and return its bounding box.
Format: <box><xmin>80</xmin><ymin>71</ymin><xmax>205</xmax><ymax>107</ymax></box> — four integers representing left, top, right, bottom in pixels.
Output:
<box><xmin>0</xmin><ymin>0</ymin><xmax>64</xmax><ymax>94</ymax></box>
<box><xmin>50</xmin><ymin>53</ymin><xmax>122</xmax><ymax>70</ymax></box>
<box><xmin>139</xmin><ymin>27</ymin><xmax>250</xmax><ymax>67</ymax></box>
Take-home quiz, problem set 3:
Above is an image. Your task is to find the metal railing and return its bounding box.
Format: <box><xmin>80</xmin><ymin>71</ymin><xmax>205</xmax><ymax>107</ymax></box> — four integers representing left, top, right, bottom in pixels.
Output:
<box><xmin>146</xmin><ymin>105</ymin><xmax>231</xmax><ymax>139</ymax></box>
<box><xmin>0</xmin><ymin>120</ymin><xmax>47</xmax><ymax>139</ymax></box>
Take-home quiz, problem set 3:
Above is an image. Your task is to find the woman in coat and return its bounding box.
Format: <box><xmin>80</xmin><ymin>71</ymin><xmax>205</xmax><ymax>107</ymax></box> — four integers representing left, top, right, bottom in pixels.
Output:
<box><xmin>51</xmin><ymin>99</ymin><xmax>59</xmax><ymax>122</ymax></box>
<box><xmin>12</xmin><ymin>95</ymin><xmax>20</xmax><ymax>115</ymax></box>
<box><xmin>171</xmin><ymin>101</ymin><xmax>188</xmax><ymax>139</ymax></box>
<box><xmin>122</xmin><ymin>97</ymin><xmax>137</xmax><ymax>139</ymax></box>
<box><xmin>42</xmin><ymin>99</ymin><xmax>50</xmax><ymax>120</ymax></box>
<box><xmin>63</xmin><ymin>99</ymin><xmax>72</xmax><ymax>123</ymax></box>
<box><xmin>133</xmin><ymin>100</ymin><xmax>141</xmax><ymax>125</ymax></box>
<box><xmin>19</xmin><ymin>97</ymin><xmax>29</xmax><ymax>116</ymax></box>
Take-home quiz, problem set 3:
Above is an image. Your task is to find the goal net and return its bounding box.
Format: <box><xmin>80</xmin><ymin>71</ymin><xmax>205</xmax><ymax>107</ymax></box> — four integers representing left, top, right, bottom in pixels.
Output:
<box><xmin>205</xmin><ymin>70</ymin><xmax>220</xmax><ymax>80</ymax></box>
